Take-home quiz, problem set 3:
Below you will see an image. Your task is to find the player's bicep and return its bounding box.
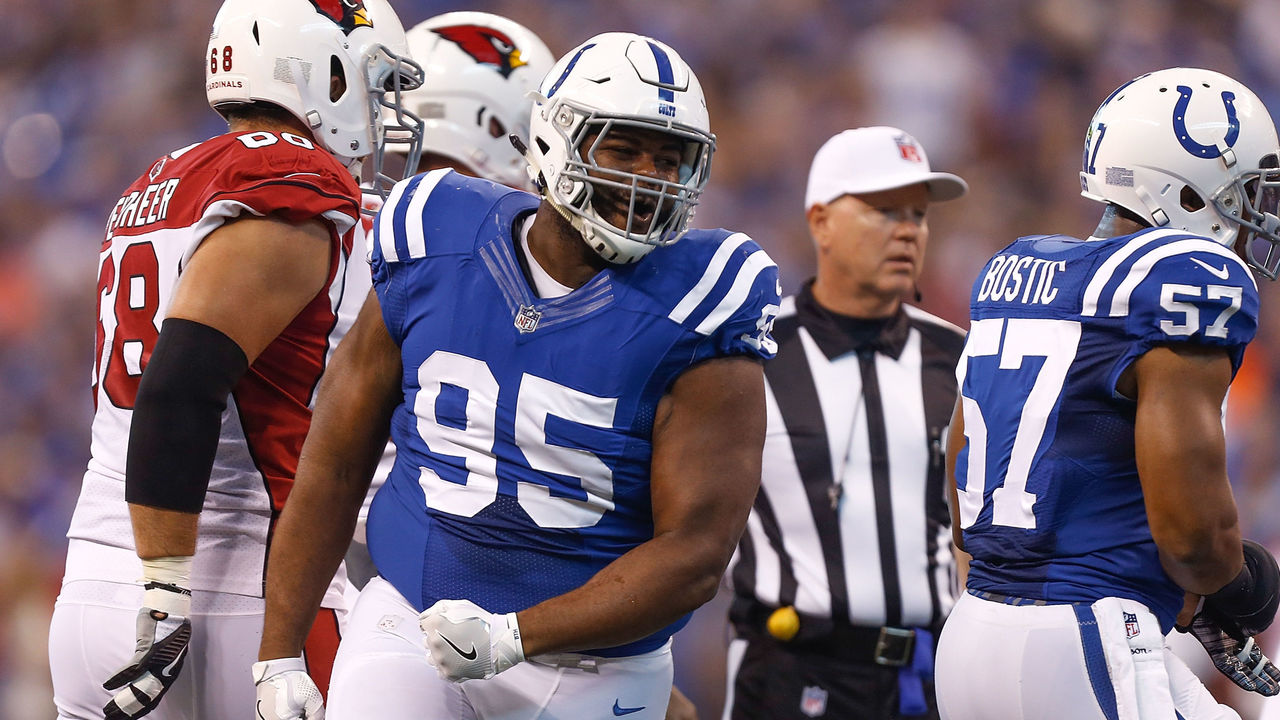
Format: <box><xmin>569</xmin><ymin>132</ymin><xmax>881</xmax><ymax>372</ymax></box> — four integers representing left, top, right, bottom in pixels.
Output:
<box><xmin>650</xmin><ymin>355</ymin><xmax>765</xmax><ymax>553</ymax></box>
<box><xmin>168</xmin><ymin>214</ymin><xmax>332</xmax><ymax>362</ymax></box>
<box><xmin>1132</xmin><ymin>344</ymin><xmax>1238</xmax><ymax>554</ymax></box>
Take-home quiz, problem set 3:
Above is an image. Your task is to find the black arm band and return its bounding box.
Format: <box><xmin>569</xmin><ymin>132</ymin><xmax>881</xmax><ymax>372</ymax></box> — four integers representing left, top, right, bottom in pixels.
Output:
<box><xmin>125</xmin><ymin>318</ymin><xmax>248</xmax><ymax>513</ymax></box>
<box><xmin>1205</xmin><ymin>539</ymin><xmax>1280</xmax><ymax>637</ymax></box>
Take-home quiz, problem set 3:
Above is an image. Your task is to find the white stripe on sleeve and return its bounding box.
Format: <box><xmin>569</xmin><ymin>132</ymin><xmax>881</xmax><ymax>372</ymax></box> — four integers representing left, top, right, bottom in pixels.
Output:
<box><xmin>694</xmin><ymin>249</ymin><xmax>775</xmax><ymax>336</ymax></box>
<box><xmin>668</xmin><ymin>233</ymin><xmax>752</xmax><ymax>324</ymax></box>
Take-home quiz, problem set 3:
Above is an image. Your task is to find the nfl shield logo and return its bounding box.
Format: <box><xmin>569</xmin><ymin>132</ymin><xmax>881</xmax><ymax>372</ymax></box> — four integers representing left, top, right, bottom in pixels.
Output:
<box><xmin>1124</xmin><ymin>611</ymin><xmax>1140</xmax><ymax>639</ymax></box>
<box><xmin>894</xmin><ymin>134</ymin><xmax>923</xmax><ymax>163</ymax></box>
<box><xmin>514</xmin><ymin>305</ymin><xmax>542</xmax><ymax>333</ymax></box>
<box><xmin>800</xmin><ymin>685</ymin><xmax>828</xmax><ymax>718</ymax></box>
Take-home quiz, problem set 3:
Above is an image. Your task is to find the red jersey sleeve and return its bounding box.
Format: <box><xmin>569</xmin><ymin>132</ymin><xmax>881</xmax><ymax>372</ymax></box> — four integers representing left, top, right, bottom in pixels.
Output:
<box><xmin>196</xmin><ymin>131</ymin><xmax>361</xmax><ymax>235</ymax></box>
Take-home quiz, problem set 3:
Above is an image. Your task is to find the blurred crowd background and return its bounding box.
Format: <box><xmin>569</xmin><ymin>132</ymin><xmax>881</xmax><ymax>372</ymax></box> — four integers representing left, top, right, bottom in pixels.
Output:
<box><xmin>5</xmin><ymin>0</ymin><xmax>1280</xmax><ymax>716</ymax></box>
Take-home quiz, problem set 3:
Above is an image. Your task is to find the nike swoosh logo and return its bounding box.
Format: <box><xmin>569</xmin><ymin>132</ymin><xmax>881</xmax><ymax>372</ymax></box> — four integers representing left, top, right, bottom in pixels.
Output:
<box><xmin>613</xmin><ymin>700</ymin><xmax>646</xmax><ymax>716</ymax></box>
<box><xmin>158</xmin><ymin>650</ymin><xmax>184</xmax><ymax>680</ymax></box>
<box><xmin>1190</xmin><ymin>257</ymin><xmax>1231</xmax><ymax>279</ymax></box>
<box><xmin>439</xmin><ymin>632</ymin><xmax>478</xmax><ymax>660</ymax></box>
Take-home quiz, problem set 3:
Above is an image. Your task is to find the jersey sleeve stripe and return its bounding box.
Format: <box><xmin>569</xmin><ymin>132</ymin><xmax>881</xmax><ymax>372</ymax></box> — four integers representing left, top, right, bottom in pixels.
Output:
<box><xmin>694</xmin><ymin>249</ymin><xmax>775</xmax><ymax>336</ymax></box>
<box><xmin>376</xmin><ymin>176</ymin><xmax>417</xmax><ymax>263</ymax></box>
<box><xmin>1103</xmin><ymin>239</ymin><xmax>1254</xmax><ymax>317</ymax></box>
<box><xmin>1080</xmin><ymin>228</ymin><xmax>1185</xmax><ymax>316</ymax></box>
<box><xmin>668</xmin><ymin>233</ymin><xmax>753</xmax><ymax>324</ymax></box>
<box><xmin>403</xmin><ymin>169</ymin><xmax>451</xmax><ymax>260</ymax></box>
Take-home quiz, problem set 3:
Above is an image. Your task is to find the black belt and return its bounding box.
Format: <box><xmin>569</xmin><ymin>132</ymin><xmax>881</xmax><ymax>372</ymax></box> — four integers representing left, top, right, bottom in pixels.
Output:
<box><xmin>730</xmin><ymin>597</ymin><xmax>934</xmax><ymax>667</ymax></box>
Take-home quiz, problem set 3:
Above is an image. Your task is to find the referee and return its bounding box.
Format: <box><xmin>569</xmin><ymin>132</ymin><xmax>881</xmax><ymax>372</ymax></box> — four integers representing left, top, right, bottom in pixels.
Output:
<box><xmin>723</xmin><ymin>127</ymin><xmax>968</xmax><ymax>720</ymax></box>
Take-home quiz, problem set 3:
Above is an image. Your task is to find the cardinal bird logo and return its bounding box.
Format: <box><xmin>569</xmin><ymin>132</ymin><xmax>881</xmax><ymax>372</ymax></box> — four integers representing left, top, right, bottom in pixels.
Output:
<box><xmin>433</xmin><ymin>24</ymin><xmax>529</xmax><ymax>78</ymax></box>
<box><xmin>309</xmin><ymin>0</ymin><xmax>372</xmax><ymax>34</ymax></box>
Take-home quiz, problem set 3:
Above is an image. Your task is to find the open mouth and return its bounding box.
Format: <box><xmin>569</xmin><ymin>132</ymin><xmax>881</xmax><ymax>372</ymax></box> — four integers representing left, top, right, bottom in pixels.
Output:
<box><xmin>593</xmin><ymin>186</ymin><xmax>660</xmax><ymax>232</ymax></box>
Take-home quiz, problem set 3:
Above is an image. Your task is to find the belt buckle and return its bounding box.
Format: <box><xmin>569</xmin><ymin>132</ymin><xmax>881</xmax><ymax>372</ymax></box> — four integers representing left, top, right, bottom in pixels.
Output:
<box><xmin>873</xmin><ymin>626</ymin><xmax>915</xmax><ymax>667</ymax></box>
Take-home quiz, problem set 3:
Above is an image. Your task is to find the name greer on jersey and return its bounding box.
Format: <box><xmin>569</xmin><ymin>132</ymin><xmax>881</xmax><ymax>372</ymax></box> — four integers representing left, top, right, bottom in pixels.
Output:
<box><xmin>105</xmin><ymin>178</ymin><xmax>182</xmax><ymax>238</ymax></box>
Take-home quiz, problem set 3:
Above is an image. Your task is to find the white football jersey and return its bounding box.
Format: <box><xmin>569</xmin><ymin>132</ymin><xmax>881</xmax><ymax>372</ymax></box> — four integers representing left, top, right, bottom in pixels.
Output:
<box><xmin>65</xmin><ymin>130</ymin><xmax>371</xmax><ymax>599</ymax></box>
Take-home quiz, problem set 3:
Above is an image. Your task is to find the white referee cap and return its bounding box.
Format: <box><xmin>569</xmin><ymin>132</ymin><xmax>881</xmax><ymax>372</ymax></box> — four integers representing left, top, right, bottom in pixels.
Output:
<box><xmin>804</xmin><ymin>126</ymin><xmax>968</xmax><ymax>209</ymax></box>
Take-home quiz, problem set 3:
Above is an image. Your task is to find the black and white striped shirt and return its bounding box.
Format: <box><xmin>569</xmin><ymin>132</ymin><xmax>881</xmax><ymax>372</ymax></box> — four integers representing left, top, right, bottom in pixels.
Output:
<box><xmin>730</xmin><ymin>282</ymin><xmax>965</xmax><ymax>630</ymax></box>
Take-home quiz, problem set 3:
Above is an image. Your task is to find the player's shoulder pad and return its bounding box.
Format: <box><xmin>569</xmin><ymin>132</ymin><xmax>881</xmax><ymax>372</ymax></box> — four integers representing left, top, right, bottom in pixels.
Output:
<box><xmin>192</xmin><ymin>131</ymin><xmax>360</xmax><ymax>231</ymax></box>
<box><xmin>1081</xmin><ymin>228</ymin><xmax>1257</xmax><ymax>319</ymax></box>
<box><xmin>657</xmin><ymin>229</ymin><xmax>782</xmax><ymax>352</ymax></box>
<box><xmin>372</xmin><ymin>169</ymin><xmax>534</xmax><ymax>265</ymax></box>
<box><xmin>1095</xmin><ymin>229</ymin><xmax>1259</xmax><ymax>353</ymax></box>
<box><xmin>205</xmin><ymin>130</ymin><xmax>357</xmax><ymax>199</ymax></box>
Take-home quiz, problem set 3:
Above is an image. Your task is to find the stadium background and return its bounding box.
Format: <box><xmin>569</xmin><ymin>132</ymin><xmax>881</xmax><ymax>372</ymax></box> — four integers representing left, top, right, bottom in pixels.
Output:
<box><xmin>4</xmin><ymin>0</ymin><xmax>1280</xmax><ymax>716</ymax></box>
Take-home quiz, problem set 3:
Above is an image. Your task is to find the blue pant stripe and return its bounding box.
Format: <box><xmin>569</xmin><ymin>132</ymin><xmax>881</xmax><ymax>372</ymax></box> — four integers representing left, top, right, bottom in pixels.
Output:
<box><xmin>1073</xmin><ymin>604</ymin><xmax>1120</xmax><ymax>720</ymax></box>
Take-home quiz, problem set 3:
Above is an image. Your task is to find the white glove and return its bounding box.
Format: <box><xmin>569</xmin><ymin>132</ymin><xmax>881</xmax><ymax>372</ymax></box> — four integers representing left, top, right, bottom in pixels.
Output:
<box><xmin>252</xmin><ymin>657</ymin><xmax>325</xmax><ymax>719</ymax></box>
<box><xmin>419</xmin><ymin>599</ymin><xmax>525</xmax><ymax>682</ymax></box>
<box><xmin>102</xmin><ymin>582</ymin><xmax>192</xmax><ymax>720</ymax></box>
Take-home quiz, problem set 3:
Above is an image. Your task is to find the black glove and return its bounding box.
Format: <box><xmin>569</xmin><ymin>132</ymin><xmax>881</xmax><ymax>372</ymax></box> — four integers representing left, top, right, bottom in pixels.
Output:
<box><xmin>102</xmin><ymin>582</ymin><xmax>193</xmax><ymax>719</ymax></box>
<box><xmin>1178</xmin><ymin>609</ymin><xmax>1280</xmax><ymax>696</ymax></box>
<box><xmin>1203</xmin><ymin>539</ymin><xmax>1280</xmax><ymax>640</ymax></box>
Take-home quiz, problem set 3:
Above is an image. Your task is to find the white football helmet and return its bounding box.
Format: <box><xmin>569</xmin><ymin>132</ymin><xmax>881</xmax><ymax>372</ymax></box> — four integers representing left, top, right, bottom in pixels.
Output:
<box><xmin>1081</xmin><ymin>68</ymin><xmax>1280</xmax><ymax>278</ymax></box>
<box><xmin>206</xmin><ymin>0</ymin><xmax>425</xmax><ymax>195</ymax></box>
<box><xmin>527</xmin><ymin>33</ymin><xmax>715</xmax><ymax>264</ymax></box>
<box><xmin>389</xmin><ymin>12</ymin><xmax>553</xmax><ymax>189</ymax></box>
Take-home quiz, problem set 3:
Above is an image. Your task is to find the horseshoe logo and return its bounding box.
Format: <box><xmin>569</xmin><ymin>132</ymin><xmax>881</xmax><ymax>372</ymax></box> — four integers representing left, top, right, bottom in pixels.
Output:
<box><xmin>1173</xmin><ymin>86</ymin><xmax>1239</xmax><ymax>158</ymax></box>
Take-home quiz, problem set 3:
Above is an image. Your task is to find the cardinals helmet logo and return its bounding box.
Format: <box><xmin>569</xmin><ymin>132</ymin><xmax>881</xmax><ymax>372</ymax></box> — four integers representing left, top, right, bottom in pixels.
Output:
<box><xmin>309</xmin><ymin>0</ymin><xmax>372</xmax><ymax>35</ymax></box>
<box><xmin>433</xmin><ymin>24</ymin><xmax>529</xmax><ymax>78</ymax></box>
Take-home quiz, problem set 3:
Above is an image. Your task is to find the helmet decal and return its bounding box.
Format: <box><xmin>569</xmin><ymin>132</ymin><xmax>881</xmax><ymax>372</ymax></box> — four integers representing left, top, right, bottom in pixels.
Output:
<box><xmin>546</xmin><ymin>44</ymin><xmax>596</xmax><ymax>98</ymax></box>
<box><xmin>646</xmin><ymin>41</ymin><xmax>676</xmax><ymax>114</ymax></box>
<box><xmin>433</xmin><ymin>24</ymin><xmax>528</xmax><ymax>78</ymax></box>
<box><xmin>1173</xmin><ymin>86</ymin><xmax>1240</xmax><ymax>158</ymax></box>
<box><xmin>308</xmin><ymin>0</ymin><xmax>372</xmax><ymax>34</ymax></box>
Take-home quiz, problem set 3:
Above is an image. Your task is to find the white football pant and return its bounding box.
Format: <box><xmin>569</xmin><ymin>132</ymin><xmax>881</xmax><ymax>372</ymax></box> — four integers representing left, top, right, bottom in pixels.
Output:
<box><xmin>329</xmin><ymin>576</ymin><xmax>674</xmax><ymax>720</ymax></box>
<box><xmin>50</xmin><ymin>579</ymin><xmax>347</xmax><ymax>720</ymax></box>
<box><xmin>936</xmin><ymin>592</ymin><xmax>1239</xmax><ymax>720</ymax></box>
<box><xmin>50</xmin><ymin>579</ymin><xmax>265</xmax><ymax>720</ymax></box>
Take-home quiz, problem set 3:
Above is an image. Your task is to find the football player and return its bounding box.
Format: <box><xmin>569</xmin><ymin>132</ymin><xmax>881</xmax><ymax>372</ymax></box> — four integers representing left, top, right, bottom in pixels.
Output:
<box><xmin>48</xmin><ymin>1</ymin><xmax>422</xmax><ymax>719</ymax></box>
<box><xmin>346</xmin><ymin>10</ymin><xmax>555</xmax><ymax>594</ymax></box>
<box><xmin>253</xmin><ymin>32</ymin><xmax>780</xmax><ymax>720</ymax></box>
<box><xmin>937</xmin><ymin>67</ymin><xmax>1280</xmax><ymax>719</ymax></box>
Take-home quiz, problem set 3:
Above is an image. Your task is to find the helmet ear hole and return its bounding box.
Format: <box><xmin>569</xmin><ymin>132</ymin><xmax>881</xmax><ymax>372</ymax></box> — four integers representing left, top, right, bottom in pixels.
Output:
<box><xmin>535</xmin><ymin>136</ymin><xmax>551</xmax><ymax>155</ymax></box>
<box><xmin>251</xmin><ymin>21</ymin><xmax>259</xmax><ymax>44</ymax></box>
<box><xmin>329</xmin><ymin>55</ymin><xmax>347</xmax><ymax>102</ymax></box>
<box><xmin>1180</xmin><ymin>185</ymin><xmax>1206</xmax><ymax>212</ymax></box>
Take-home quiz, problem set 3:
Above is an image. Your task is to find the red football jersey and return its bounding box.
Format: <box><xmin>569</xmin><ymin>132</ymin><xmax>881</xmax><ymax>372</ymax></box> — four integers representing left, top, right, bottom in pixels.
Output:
<box><xmin>68</xmin><ymin>130</ymin><xmax>371</xmax><ymax>598</ymax></box>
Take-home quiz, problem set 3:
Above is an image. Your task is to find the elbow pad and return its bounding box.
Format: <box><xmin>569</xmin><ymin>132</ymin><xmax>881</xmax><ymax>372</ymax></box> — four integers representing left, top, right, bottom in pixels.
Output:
<box><xmin>1205</xmin><ymin>539</ymin><xmax>1280</xmax><ymax>638</ymax></box>
<box><xmin>125</xmin><ymin>318</ymin><xmax>248</xmax><ymax>513</ymax></box>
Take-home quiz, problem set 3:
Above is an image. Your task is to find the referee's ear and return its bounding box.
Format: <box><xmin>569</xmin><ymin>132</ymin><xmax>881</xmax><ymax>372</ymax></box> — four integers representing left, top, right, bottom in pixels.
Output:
<box><xmin>806</xmin><ymin>202</ymin><xmax>831</xmax><ymax>250</ymax></box>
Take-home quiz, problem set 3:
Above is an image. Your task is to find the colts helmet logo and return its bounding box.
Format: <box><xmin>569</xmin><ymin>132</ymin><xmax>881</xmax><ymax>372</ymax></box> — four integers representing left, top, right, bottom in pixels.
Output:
<box><xmin>309</xmin><ymin>0</ymin><xmax>372</xmax><ymax>34</ymax></box>
<box><xmin>433</xmin><ymin>24</ymin><xmax>529</xmax><ymax>78</ymax></box>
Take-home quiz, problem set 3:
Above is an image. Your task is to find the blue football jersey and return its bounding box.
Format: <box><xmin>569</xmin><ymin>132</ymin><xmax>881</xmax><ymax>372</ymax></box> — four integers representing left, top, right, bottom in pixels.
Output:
<box><xmin>956</xmin><ymin>227</ymin><xmax>1259</xmax><ymax>630</ymax></box>
<box><xmin>365</xmin><ymin>169</ymin><xmax>781</xmax><ymax>656</ymax></box>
